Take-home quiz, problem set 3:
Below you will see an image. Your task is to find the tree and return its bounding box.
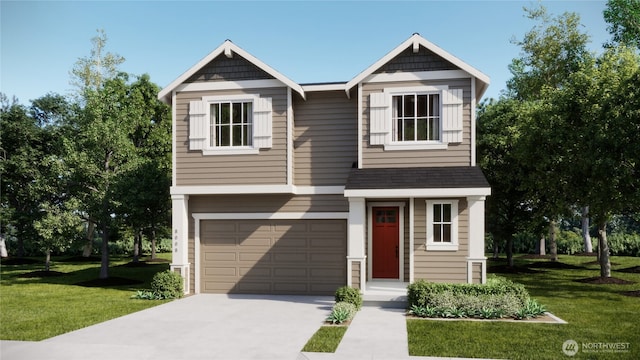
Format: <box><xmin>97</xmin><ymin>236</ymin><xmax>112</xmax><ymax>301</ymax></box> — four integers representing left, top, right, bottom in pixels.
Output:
<box><xmin>33</xmin><ymin>199</ymin><xmax>83</xmax><ymax>271</ymax></box>
<box><xmin>477</xmin><ymin>98</ymin><xmax>535</xmax><ymax>267</ymax></box>
<box><xmin>0</xmin><ymin>94</ymin><xmax>71</xmax><ymax>258</ymax></box>
<box><xmin>66</xmin><ymin>73</ymin><xmax>142</xmax><ymax>279</ymax></box>
<box><xmin>507</xmin><ymin>5</ymin><xmax>590</xmax><ymax>100</ymax></box>
<box><xmin>604</xmin><ymin>0</ymin><xmax>640</xmax><ymax>48</ymax></box>
<box><xmin>113</xmin><ymin>74</ymin><xmax>171</xmax><ymax>261</ymax></box>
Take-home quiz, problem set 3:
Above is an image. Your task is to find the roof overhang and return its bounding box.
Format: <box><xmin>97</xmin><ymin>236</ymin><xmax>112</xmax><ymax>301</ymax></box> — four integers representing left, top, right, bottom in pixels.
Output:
<box><xmin>344</xmin><ymin>166</ymin><xmax>491</xmax><ymax>198</ymax></box>
<box><xmin>158</xmin><ymin>40</ymin><xmax>305</xmax><ymax>103</ymax></box>
<box><xmin>345</xmin><ymin>33</ymin><xmax>490</xmax><ymax>100</ymax></box>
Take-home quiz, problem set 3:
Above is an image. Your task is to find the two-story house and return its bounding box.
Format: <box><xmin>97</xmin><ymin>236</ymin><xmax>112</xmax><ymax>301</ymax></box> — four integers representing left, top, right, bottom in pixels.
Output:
<box><xmin>158</xmin><ymin>34</ymin><xmax>491</xmax><ymax>295</ymax></box>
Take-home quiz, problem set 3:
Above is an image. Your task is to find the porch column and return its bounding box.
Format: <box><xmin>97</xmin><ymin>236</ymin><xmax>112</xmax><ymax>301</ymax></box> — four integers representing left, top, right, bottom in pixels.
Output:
<box><xmin>170</xmin><ymin>194</ymin><xmax>190</xmax><ymax>293</ymax></box>
<box><xmin>347</xmin><ymin>197</ymin><xmax>366</xmax><ymax>290</ymax></box>
<box><xmin>467</xmin><ymin>196</ymin><xmax>487</xmax><ymax>284</ymax></box>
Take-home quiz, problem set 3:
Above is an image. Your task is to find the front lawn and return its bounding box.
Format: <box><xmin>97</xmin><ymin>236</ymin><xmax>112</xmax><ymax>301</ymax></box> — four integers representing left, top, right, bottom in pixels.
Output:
<box><xmin>0</xmin><ymin>254</ymin><xmax>171</xmax><ymax>341</ymax></box>
<box><xmin>407</xmin><ymin>255</ymin><xmax>640</xmax><ymax>359</ymax></box>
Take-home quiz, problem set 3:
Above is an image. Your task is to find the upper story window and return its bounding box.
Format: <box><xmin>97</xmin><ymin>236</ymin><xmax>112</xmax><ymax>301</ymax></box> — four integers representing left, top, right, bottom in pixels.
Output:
<box><xmin>210</xmin><ymin>102</ymin><xmax>253</xmax><ymax>147</ymax></box>
<box><xmin>369</xmin><ymin>87</ymin><xmax>463</xmax><ymax>151</ymax></box>
<box><xmin>188</xmin><ymin>95</ymin><xmax>272</xmax><ymax>155</ymax></box>
<box><xmin>392</xmin><ymin>93</ymin><xmax>440</xmax><ymax>142</ymax></box>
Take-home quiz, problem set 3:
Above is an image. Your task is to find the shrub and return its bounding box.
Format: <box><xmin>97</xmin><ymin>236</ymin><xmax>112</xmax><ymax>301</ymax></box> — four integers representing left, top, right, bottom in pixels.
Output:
<box><xmin>327</xmin><ymin>302</ymin><xmax>357</xmax><ymax>324</ymax></box>
<box><xmin>407</xmin><ymin>276</ymin><xmax>533</xmax><ymax>319</ymax></box>
<box><xmin>606</xmin><ymin>233</ymin><xmax>640</xmax><ymax>256</ymax></box>
<box><xmin>150</xmin><ymin>270</ymin><xmax>183</xmax><ymax>299</ymax></box>
<box><xmin>514</xmin><ymin>299</ymin><xmax>547</xmax><ymax>320</ymax></box>
<box><xmin>334</xmin><ymin>286</ymin><xmax>362</xmax><ymax>310</ymax></box>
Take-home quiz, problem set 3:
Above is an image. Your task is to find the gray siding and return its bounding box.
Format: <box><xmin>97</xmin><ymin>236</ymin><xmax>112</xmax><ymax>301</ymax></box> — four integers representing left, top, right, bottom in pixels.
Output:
<box><xmin>362</xmin><ymin>79</ymin><xmax>472</xmax><ymax>168</ymax></box>
<box><xmin>374</xmin><ymin>47</ymin><xmax>457</xmax><ymax>74</ymax></box>
<box><xmin>413</xmin><ymin>197</ymin><xmax>469</xmax><ymax>283</ymax></box>
<box><xmin>175</xmin><ymin>87</ymin><xmax>288</xmax><ymax>186</ymax></box>
<box><xmin>293</xmin><ymin>91</ymin><xmax>358</xmax><ymax>186</ymax></box>
<box><xmin>351</xmin><ymin>261</ymin><xmax>361</xmax><ymax>290</ymax></box>
<box><xmin>186</xmin><ymin>53</ymin><xmax>272</xmax><ymax>83</ymax></box>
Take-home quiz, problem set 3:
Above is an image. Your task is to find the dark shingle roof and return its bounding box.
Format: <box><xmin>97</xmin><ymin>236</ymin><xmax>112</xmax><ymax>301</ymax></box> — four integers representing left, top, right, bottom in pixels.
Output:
<box><xmin>345</xmin><ymin>166</ymin><xmax>490</xmax><ymax>190</ymax></box>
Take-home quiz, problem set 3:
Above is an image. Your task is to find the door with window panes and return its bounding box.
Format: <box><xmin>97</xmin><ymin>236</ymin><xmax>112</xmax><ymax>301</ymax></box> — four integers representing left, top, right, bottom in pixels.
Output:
<box><xmin>372</xmin><ymin>207</ymin><xmax>400</xmax><ymax>279</ymax></box>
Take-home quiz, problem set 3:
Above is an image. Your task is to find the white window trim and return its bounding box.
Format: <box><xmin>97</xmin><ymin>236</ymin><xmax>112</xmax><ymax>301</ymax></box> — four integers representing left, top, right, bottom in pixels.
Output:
<box><xmin>383</xmin><ymin>86</ymin><xmax>449</xmax><ymax>151</ymax></box>
<box><xmin>426</xmin><ymin>199</ymin><xmax>459</xmax><ymax>251</ymax></box>
<box><xmin>201</xmin><ymin>94</ymin><xmax>261</xmax><ymax>155</ymax></box>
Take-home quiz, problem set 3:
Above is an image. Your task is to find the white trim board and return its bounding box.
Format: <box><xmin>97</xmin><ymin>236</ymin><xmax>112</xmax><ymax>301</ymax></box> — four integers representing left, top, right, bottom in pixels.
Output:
<box><xmin>175</xmin><ymin>79</ymin><xmax>285</xmax><ymax>93</ymax></box>
<box><xmin>170</xmin><ymin>185</ymin><xmax>345</xmax><ymax>195</ymax></box>
<box><xmin>193</xmin><ymin>212</ymin><xmax>349</xmax><ymax>221</ymax></box>
<box><xmin>344</xmin><ymin>187</ymin><xmax>492</xmax><ymax>198</ymax></box>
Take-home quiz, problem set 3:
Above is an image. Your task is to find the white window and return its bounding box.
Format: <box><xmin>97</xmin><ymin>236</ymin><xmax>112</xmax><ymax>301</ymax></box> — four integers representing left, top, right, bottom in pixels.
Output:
<box><xmin>188</xmin><ymin>95</ymin><xmax>272</xmax><ymax>155</ymax></box>
<box><xmin>210</xmin><ymin>101</ymin><xmax>252</xmax><ymax>147</ymax></box>
<box><xmin>369</xmin><ymin>87</ymin><xmax>463</xmax><ymax>150</ymax></box>
<box><xmin>426</xmin><ymin>200</ymin><xmax>459</xmax><ymax>251</ymax></box>
<box><xmin>392</xmin><ymin>93</ymin><xmax>440</xmax><ymax>142</ymax></box>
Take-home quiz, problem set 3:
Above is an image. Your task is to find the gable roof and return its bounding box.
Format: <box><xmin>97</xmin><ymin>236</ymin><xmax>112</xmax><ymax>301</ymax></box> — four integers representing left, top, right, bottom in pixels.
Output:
<box><xmin>158</xmin><ymin>40</ymin><xmax>305</xmax><ymax>103</ymax></box>
<box><xmin>158</xmin><ymin>34</ymin><xmax>490</xmax><ymax>103</ymax></box>
<box><xmin>345</xmin><ymin>33</ymin><xmax>490</xmax><ymax>99</ymax></box>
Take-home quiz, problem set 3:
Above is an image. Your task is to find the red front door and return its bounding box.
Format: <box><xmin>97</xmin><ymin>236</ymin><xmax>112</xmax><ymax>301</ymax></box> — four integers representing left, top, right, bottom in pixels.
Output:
<box><xmin>372</xmin><ymin>207</ymin><xmax>399</xmax><ymax>279</ymax></box>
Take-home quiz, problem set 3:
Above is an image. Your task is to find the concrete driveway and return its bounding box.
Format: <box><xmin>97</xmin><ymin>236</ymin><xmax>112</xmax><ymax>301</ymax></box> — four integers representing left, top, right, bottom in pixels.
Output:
<box><xmin>1</xmin><ymin>294</ymin><xmax>334</xmax><ymax>360</ymax></box>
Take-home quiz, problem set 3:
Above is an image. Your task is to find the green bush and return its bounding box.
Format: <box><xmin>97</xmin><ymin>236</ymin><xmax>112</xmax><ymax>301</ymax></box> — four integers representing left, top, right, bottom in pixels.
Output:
<box><xmin>150</xmin><ymin>270</ymin><xmax>183</xmax><ymax>299</ymax></box>
<box><xmin>556</xmin><ymin>230</ymin><xmax>586</xmax><ymax>255</ymax></box>
<box><xmin>606</xmin><ymin>233</ymin><xmax>640</xmax><ymax>256</ymax></box>
<box><xmin>327</xmin><ymin>302</ymin><xmax>357</xmax><ymax>324</ymax></box>
<box><xmin>407</xmin><ymin>276</ymin><xmax>530</xmax><ymax>317</ymax></box>
<box><xmin>334</xmin><ymin>286</ymin><xmax>362</xmax><ymax>310</ymax></box>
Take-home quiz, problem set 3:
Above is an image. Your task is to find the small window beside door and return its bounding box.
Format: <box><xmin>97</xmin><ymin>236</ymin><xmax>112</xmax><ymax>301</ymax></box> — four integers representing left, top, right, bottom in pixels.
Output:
<box><xmin>426</xmin><ymin>200</ymin><xmax>459</xmax><ymax>251</ymax></box>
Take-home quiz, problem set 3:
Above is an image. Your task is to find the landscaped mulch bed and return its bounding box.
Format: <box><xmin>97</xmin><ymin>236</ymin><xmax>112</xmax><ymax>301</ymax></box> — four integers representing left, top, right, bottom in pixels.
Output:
<box><xmin>582</xmin><ymin>260</ymin><xmax>620</xmax><ymax>266</ymax></box>
<box><xmin>519</xmin><ymin>254</ymin><xmax>551</xmax><ymax>259</ymax></box>
<box><xmin>573</xmin><ymin>252</ymin><xmax>598</xmax><ymax>257</ymax></box>
<box><xmin>407</xmin><ymin>312</ymin><xmax>566</xmax><ymax>324</ymax></box>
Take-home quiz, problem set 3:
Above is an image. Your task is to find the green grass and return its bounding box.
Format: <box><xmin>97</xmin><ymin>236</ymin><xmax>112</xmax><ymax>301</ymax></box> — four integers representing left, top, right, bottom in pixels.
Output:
<box><xmin>302</xmin><ymin>326</ymin><xmax>348</xmax><ymax>353</ymax></box>
<box><xmin>0</xmin><ymin>254</ymin><xmax>172</xmax><ymax>341</ymax></box>
<box><xmin>407</xmin><ymin>255</ymin><xmax>640</xmax><ymax>359</ymax></box>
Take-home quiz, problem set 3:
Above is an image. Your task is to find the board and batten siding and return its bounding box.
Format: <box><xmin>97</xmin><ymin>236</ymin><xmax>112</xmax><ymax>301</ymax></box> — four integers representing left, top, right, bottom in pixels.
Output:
<box><xmin>293</xmin><ymin>91</ymin><xmax>358</xmax><ymax>186</ymax></box>
<box><xmin>361</xmin><ymin>79</ymin><xmax>472</xmax><ymax>168</ymax></box>
<box><xmin>413</xmin><ymin>197</ymin><xmax>469</xmax><ymax>283</ymax></box>
<box><xmin>175</xmin><ymin>87</ymin><xmax>288</xmax><ymax>186</ymax></box>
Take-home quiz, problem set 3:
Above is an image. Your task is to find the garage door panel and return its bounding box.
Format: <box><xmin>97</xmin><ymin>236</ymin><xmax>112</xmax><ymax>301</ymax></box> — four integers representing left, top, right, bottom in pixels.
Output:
<box><xmin>273</xmin><ymin>252</ymin><xmax>307</xmax><ymax>262</ymax></box>
<box><xmin>201</xmin><ymin>219</ymin><xmax>346</xmax><ymax>295</ymax></box>
<box><xmin>204</xmin><ymin>252</ymin><xmax>237</xmax><ymax>261</ymax></box>
<box><xmin>204</xmin><ymin>267</ymin><xmax>237</xmax><ymax>276</ymax></box>
<box><xmin>239</xmin><ymin>267</ymin><xmax>271</xmax><ymax>277</ymax></box>
<box><xmin>239</xmin><ymin>252</ymin><xmax>268</xmax><ymax>262</ymax></box>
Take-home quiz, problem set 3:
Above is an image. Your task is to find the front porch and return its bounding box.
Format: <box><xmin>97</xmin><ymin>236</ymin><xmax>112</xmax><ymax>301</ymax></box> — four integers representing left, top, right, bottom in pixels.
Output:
<box><xmin>362</xmin><ymin>280</ymin><xmax>408</xmax><ymax>308</ymax></box>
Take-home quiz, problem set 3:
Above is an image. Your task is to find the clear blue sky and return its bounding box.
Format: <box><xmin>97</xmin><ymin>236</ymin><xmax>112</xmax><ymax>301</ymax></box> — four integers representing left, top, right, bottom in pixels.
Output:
<box><xmin>1</xmin><ymin>1</ymin><xmax>609</xmax><ymax>105</ymax></box>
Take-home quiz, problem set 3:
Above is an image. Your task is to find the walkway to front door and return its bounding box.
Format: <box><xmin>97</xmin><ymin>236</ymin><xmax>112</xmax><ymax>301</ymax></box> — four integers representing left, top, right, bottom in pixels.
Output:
<box><xmin>372</xmin><ymin>207</ymin><xmax>399</xmax><ymax>279</ymax></box>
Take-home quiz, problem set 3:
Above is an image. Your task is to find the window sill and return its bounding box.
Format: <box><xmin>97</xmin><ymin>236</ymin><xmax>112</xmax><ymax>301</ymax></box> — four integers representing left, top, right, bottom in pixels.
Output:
<box><xmin>426</xmin><ymin>243</ymin><xmax>459</xmax><ymax>251</ymax></box>
<box><xmin>384</xmin><ymin>142</ymin><xmax>448</xmax><ymax>151</ymax></box>
<box><xmin>201</xmin><ymin>148</ymin><xmax>260</xmax><ymax>156</ymax></box>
